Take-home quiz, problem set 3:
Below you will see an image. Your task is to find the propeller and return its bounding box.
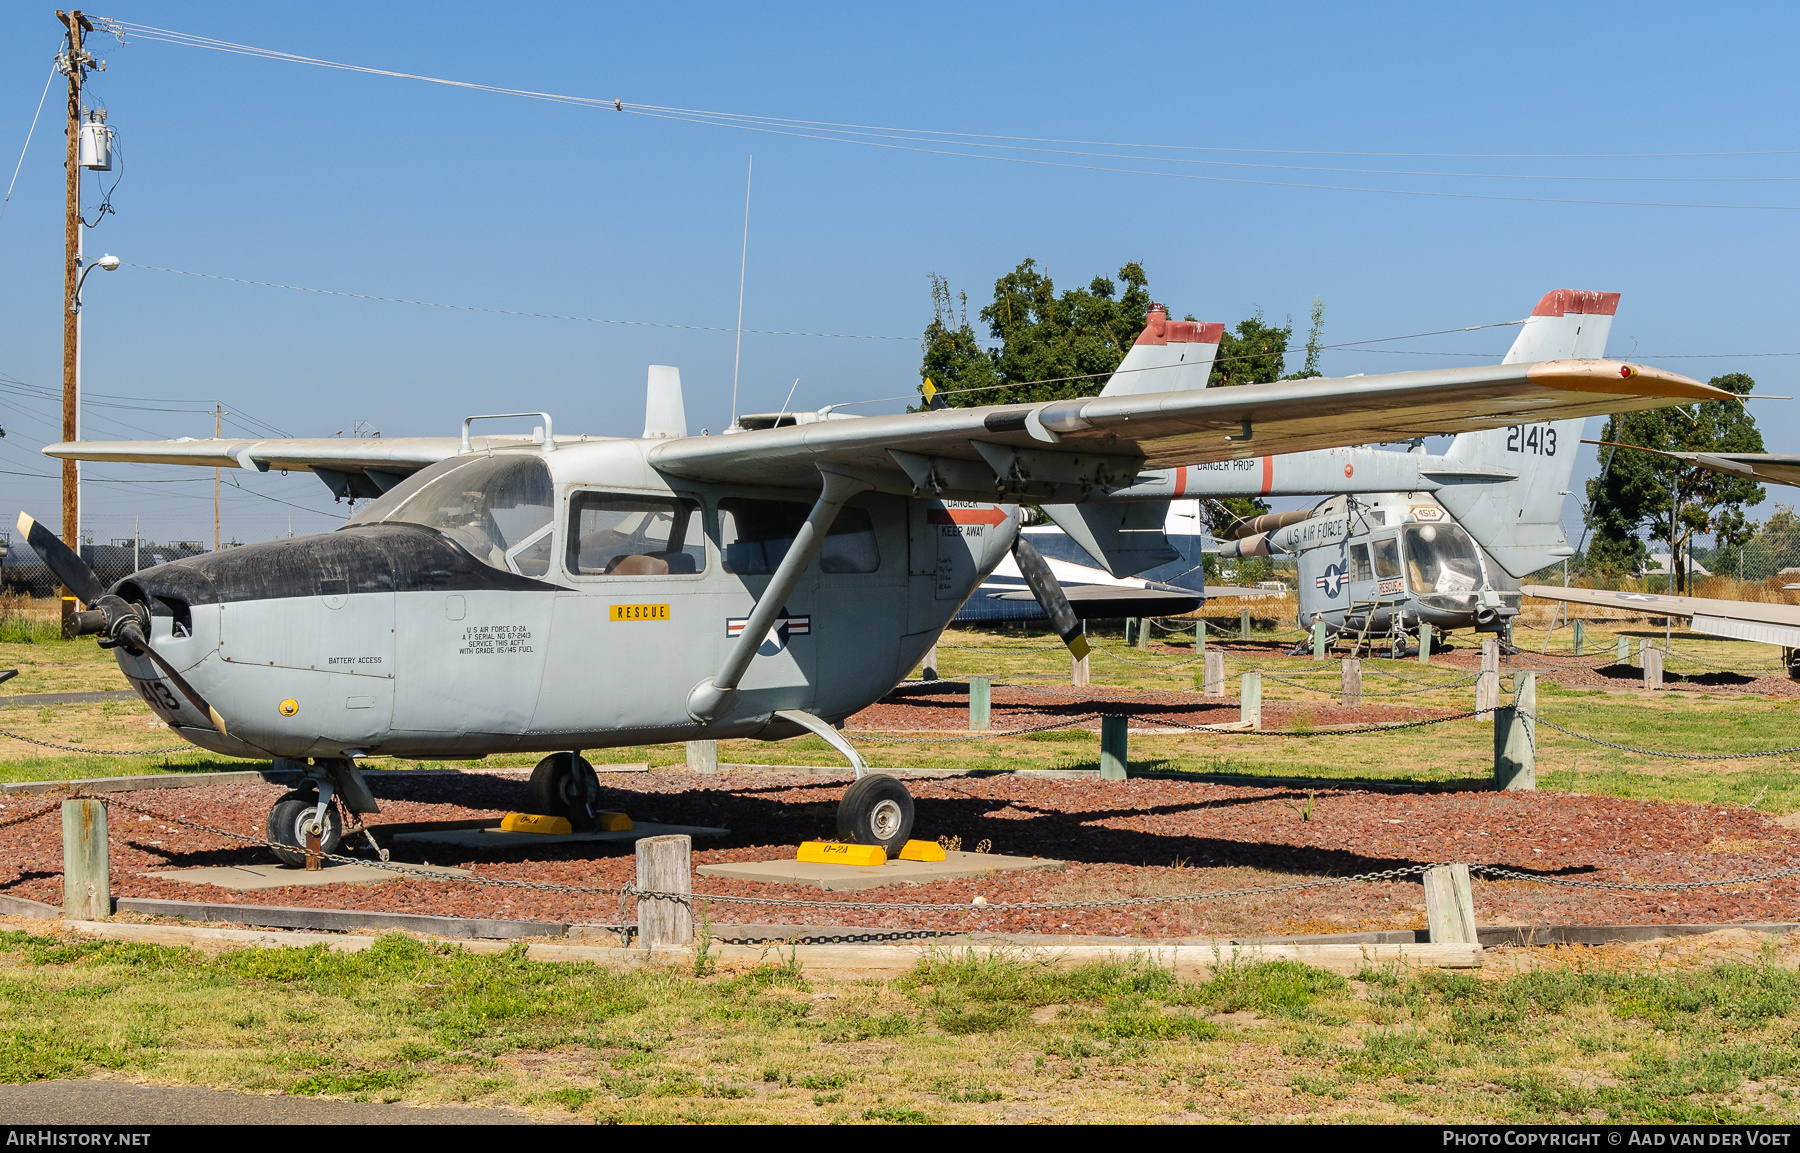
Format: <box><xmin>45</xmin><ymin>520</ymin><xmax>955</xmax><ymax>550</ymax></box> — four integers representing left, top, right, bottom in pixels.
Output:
<box><xmin>16</xmin><ymin>512</ymin><xmax>227</xmax><ymax>735</ymax></box>
<box><xmin>1010</xmin><ymin>535</ymin><xmax>1090</xmax><ymax>660</ymax></box>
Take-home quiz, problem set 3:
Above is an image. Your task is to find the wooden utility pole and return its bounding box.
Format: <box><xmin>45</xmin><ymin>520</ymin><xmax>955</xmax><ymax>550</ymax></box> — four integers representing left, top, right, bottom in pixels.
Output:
<box><xmin>58</xmin><ymin>9</ymin><xmax>93</xmax><ymax>637</ymax></box>
<box><xmin>213</xmin><ymin>403</ymin><xmax>222</xmax><ymax>551</ymax></box>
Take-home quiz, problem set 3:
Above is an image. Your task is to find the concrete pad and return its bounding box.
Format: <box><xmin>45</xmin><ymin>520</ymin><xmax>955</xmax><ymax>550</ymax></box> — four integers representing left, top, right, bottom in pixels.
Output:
<box><xmin>393</xmin><ymin>819</ymin><xmax>728</xmax><ymax>850</ymax></box>
<box><xmin>145</xmin><ymin>861</ymin><xmax>470</xmax><ymax>891</ymax></box>
<box><xmin>697</xmin><ymin>849</ymin><xmax>1064</xmax><ymax>892</ymax></box>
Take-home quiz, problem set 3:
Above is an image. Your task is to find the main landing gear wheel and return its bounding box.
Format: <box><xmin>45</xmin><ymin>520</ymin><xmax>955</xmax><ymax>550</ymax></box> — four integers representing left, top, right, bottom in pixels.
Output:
<box><xmin>267</xmin><ymin>789</ymin><xmax>343</xmax><ymax>868</ymax></box>
<box><xmin>836</xmin><ymin>773</ymin><xmax>915</xmax><ymax>857</ymax></box>
<box><xmin>525</xmin><ymin>752</ymin><xmax>601</xmax><ymax>831</ymax></box>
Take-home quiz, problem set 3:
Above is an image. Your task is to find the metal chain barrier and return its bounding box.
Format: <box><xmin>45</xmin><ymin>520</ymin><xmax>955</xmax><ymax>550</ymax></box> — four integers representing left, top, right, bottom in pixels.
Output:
<box><xmin>1534</xmin><ymin>717</ymin><xmax>1800</xmax><ymax>761</ymax></box>
<box><xmin>1471</xmin><ymin>862</ymin><xmax>1800</xmax><ymax>893</ymax></box>
<box><xmin>1090</xmin><ymin>645</ymin><xmax>1203</xmax><ymax>669</ymax></box>
<box><xmin>1218</xmin><ymin>650</ymin><xmax>1479</xmax><ymax>698</ymax></box>
<box><xmin>0</xmin><ymin>729</ymin><xmax>192</xmax><ymax>756</ymax></box>
<box><xmin>1135</xmin><ymin>709</ymin><xmax>1490</xmax><ymax>738</ymax></box>
<box><xmin>0</xmin><ymin>801</ymin><xmax>63</xmax><ymax>831</ymax></box>
<box><xmin>938</xmin><ymin>640</ymin><xmax>1068</xmax><ymax>655</ymax></box>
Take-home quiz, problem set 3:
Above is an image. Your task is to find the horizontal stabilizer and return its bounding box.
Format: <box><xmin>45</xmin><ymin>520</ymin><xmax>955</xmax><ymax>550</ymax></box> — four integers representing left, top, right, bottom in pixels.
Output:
<box><xmin>1042</xmin><ymin>501</ymin><xmax>1178</xmax><ymax>578</ymax></box>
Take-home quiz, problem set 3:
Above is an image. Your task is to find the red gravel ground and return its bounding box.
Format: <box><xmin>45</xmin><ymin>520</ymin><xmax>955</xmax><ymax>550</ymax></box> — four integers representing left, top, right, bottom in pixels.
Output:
<box><xmin>5</xmin><ymin>768</ymin><xmax>1798</xmax><ymax>939</ymax></box>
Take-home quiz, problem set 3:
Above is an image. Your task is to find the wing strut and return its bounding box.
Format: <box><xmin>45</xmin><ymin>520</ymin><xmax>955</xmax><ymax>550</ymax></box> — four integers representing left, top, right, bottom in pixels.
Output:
<box><xmin>686</xmin><ymin>467</ymin><xmax>872</xmax><ymax>724</ymax></box>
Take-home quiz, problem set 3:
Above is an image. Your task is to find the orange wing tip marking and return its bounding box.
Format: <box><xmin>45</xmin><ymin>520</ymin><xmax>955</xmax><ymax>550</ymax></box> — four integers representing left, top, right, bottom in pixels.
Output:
<box><xmin>797</xmin><ymin>840</ymin><xmax>886</xmax><ymax>866</ymax></box>
<box><xmin>1524</xmin><ymin>360</ymin><xmax>1728</xmax><ymax>402</ymax></box>
<box><xmin>501</xmin><ymin>812</ymin><xmax>574</xmax><ymax>835</ymax></box>
<box><xmin>15</xmin><ymin>513</ymin><xmax>33</xmax><ymax>536</ymax></box>
<box><xmin>1066</xmin><ymin>635</ymin><xmax>1091</xmax><ymax>660</ymax></box>
<box><xmin>898</xmin><ymin>839</ymin><xmax>946</xmax><ymax>862</ymax></box>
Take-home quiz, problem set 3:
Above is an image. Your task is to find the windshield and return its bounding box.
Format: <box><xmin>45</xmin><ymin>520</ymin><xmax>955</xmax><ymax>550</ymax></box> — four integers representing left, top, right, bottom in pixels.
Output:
<box><xmin>344</xmin><ymin>453</ymin><xmax>554</xmax><ymax>577</ymax></box>
<box><xmin>1402</xmin><ymin>522</ymin><xmax>1482</xmax><ymax>595</ymax></box>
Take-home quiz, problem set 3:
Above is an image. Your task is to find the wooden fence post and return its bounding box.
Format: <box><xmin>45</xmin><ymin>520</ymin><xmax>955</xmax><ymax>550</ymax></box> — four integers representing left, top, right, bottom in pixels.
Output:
<box><xmin>686</xmin><ymin>740</ymin><xmax>718</xmax><ymax>774</ymax></box>
<box><xmin>968</xmin><ymin>676</ymin><xmax>991</xmax><ymax>730</ymax></box>
<box><xmin>1312</xmin><ymin>619</ymin><xmax>1327</xmax><ymax>661</ymax></box>
<box><xmin>1423</xmin><ymin>863</ymin><xmax>1476</xmax><ymax>944</ymax></box>
<box><xmin>635</xmin><ymin>834</ymin><xmax>693</xmax><ymax>949</ymax></box>
<box><xmin>1204</xmin><ymin>650</ymin><xmax>1225</xmax><ymax>697</ymax></box>
<box><xmin>1195</xmin><ymin>620</ymin><xmax>1205</xmax><ymax>657</ymax></box>
<box><xmin>1240</xmin><ymin>671</ymin><xmax>1262</xmax><ymax>730</ymax></box>
<box><xmin>1124</xmin><ymin>617</ymin><xmax>1137</xmax><ymax>646</ymax></box>
<box><xmin>1617</xmin><ymin>635</ymin><xmax>1630</xmax><ymax>663</ymax></box>
<box><xmin>1571</xmin><ymin>619</ymin><xmax>1585</xmax><ymax>657</ymax></box>
<box><xmin>920</xmin><ymin>643</ymin><xmax>939</xmax><ymax>681</ymax></box>
<box><xmin>1418</xmin><ymin>622</ymin><xmax>1432</xmax><ymax>665</ymax></box>
<box><xmin>1071</xmin><ymin>650</ymin><xmax>1090</xmax><ymax>688</ymax></box>
<box><xmin>1099</xmin><ymin>715</ymin><xmax>1128</xmax><ymax>781</ymax></box>
<box><xmin>1135</xmin><ymin>618</ymin><xmax>1150</xmax><ymax>650</ymax></box>
<box><xmin>61</xmin><ymin>799</ymin><xmax>109</xmax><ymax>921</ymax></box>
<box><xmin>1341</xmin><ymin>658</ymin><xmax>1362</xmax><ymax>707</ymax></box>
<box><xmin>1642</xmin><ymin>640</ymin><xmax>1663</xmax><ymax>690</ymax></box>
<box><xmin>1494</xmin><ymin>671</ymin><xmax>1536</xmax><ymax>791</ymax></box>
<box><xmin>1476</xmin><ymin>638</ymin><xmax>1500</xmax><ymax>721</ymax></box>
<box><xmin>1239</xmin><ymin>609</ymin><xmax>1251</xmax><ymax>641</ymax></box>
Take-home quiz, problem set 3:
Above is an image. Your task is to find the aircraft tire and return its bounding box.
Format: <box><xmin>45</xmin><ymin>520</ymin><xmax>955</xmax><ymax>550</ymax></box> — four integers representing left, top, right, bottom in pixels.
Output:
<box><xmin>266</xmin><ymin>789</ymin><xmax>343</xmax><ymax>868</ymax></box>
<box><xmin>836</xmin><ymin>774</ymin><xmax>914</xmax><ymax>856</ymax></box>
<box><xmin>525</xmin><ymin>753</ymin><xmax>602</xmax><ymax>831</ymax></box>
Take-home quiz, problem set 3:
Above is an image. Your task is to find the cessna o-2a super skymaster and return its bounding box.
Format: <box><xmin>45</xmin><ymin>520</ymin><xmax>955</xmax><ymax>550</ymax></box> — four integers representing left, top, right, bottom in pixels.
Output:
<box><xmin>20</xmin><ymin>347</ymin><xmax>1724</xmax><ymax>864</ymax></box>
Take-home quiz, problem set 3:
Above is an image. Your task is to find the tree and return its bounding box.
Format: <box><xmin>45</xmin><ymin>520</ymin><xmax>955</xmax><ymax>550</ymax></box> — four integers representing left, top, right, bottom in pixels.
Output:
<box><xmin>919</xmin><ymin>259</ymin><xmax>1152</xmax><ymax>409</ymax></box>
<box><xmin>1583</xmin><ymin>373</ymin><xmax>1766</xmax><ymax>590</ymax></box>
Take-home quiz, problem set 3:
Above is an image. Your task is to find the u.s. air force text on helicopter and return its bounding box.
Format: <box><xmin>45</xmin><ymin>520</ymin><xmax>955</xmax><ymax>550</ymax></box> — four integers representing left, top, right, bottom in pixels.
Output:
<box><xmin>22</xmin><ymin>304</ymin><xmax>1724</xmax><ymax>866</ymax></box>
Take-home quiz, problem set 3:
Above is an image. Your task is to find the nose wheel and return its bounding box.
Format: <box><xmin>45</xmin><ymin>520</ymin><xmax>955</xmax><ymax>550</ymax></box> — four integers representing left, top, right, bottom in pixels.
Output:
<box><xmin>836</xmin><ymin>773</ymin><xmax>915</xmax><ymax>857</ymax></box>
<box><xmin>267</xmin><ymin>788</ymin><xmax>343</xmax><ymax>867</ymax></box>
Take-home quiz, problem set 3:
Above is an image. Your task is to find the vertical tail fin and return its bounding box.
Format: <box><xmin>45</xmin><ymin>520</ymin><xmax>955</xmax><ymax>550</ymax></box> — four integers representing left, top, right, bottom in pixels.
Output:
<box><xmin>1434</xmin><ymin>291</ymin><xmax>1618</xmax><ymax>577</ymax></box>
<box><xmin>1099</xmin><ymin>304</ymin><xmax>1224</xmax><ymax>396</ymax></box>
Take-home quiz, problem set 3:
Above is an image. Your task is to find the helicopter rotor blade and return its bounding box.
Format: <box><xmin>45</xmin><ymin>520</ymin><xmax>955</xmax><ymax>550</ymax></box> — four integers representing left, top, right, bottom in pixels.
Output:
<box><xmin>1011</xmin><ymin>536</ymin><xmax>1090</xmax><ymax>659</ymax></box>
<box><xmin>15</xmin><ymin>512</ymin><xmax>105</xmax><ymax>605</ymax></box>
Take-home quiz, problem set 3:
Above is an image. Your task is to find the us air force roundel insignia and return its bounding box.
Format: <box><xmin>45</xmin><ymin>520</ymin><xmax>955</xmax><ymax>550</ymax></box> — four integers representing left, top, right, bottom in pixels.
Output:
<box><xmin>1315</xmin><ymin>563</ymin><xmax>1348</xmax><ymax>599</ymax></box>
<box><xmin>726</xmin><ymin>608</ymin><xmax>812</xmax><ymax>656</ymax></box>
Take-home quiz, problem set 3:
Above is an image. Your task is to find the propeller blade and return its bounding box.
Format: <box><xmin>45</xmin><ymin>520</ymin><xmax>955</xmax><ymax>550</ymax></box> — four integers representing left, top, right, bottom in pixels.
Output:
<box><xmin>1011</xmin><ymin>536</ymin><xmax>1089</xmax><ymax>659</ymax></box>
<box><xmin>16</xmin><ymin>512</ymin><xmax>105</xmax><ymax>605</ymax></box>
<box><xmin>17</xmin><ymin>512</ymin><xmax>226</xmax><ymax>735</ymax></box>
<box><xmin>135</xmin><ymin>642</ymin><xmax>229</xmax><ymax>736</ymax></box>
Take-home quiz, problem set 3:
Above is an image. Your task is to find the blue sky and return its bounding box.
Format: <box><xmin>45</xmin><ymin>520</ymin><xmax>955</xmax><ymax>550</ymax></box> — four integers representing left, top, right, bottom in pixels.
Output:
<box><xmin>1</xmin><ymin>1</ymin><xmax>1795</xmax><ymax>546</ymax></box>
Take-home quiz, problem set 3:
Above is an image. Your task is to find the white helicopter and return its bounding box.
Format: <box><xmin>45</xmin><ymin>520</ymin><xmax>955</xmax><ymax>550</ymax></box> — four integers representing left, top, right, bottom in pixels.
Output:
<box><xmin>21</xmin><ymin>326</ymin><xmax>1719</xmax><ymax>863</ymax></box>
<box><xmin>967</xmin><ymin>288</ymin><xmax>1619</xmax><ymax>649</ymax></box>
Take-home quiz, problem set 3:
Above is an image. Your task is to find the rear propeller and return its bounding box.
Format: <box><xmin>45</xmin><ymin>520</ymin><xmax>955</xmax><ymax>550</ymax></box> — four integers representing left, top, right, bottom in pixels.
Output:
<box><xmin>16</xmin><ymin>512</ymin><xmax>227</xmax><ymax>735</ymax></box>
<box><xmin>1011</xmin><ymin>535</ymin><xmax>1090</xmax><ymax>660</ymax></box>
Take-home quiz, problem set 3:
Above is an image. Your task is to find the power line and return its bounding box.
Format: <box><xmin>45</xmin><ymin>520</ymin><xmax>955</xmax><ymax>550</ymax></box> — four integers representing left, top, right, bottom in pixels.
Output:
<box><xmin>122</xmin><ymin>262</ymin><xmax>912</xmax><ymax>339</ymax></box>
<box><xmin>98</xmin><ymin>20</ymin><xmax>1800</xmax><ymax>211</ymax></box>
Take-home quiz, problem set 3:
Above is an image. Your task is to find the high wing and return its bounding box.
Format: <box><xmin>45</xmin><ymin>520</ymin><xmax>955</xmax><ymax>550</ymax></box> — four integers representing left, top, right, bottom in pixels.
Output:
<box><xmin>44</xmin><ymin>360</ymin><xmax>1725</xmax><ymax>504</ymax></box>
<box><xmin>1522</xmin><ymin>584</ymin><xmax>1800</xmax><ymax>650</ymax></box>
<box><xmin>647</xmin><ymin>360</ymin><xmax>1724</xmax><ymax>499</ymax></box>
<box><xmin>42</xmin><ymin>434</ymin><xmax>540</xmax><ymax>500</ymax></box>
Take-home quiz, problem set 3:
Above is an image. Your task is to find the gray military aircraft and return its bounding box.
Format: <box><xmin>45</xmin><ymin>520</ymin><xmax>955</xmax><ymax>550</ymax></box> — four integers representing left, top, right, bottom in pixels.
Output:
<box><xmin>20</xmin><ymin>346</ymin><xmax>1722</xmax><ymax>864</ymax></box>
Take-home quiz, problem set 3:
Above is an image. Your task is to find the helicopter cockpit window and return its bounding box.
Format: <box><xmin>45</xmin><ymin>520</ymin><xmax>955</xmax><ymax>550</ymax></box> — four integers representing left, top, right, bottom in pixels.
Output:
<box><xmin>1370</xmin><ymin>537</ymin><xmax>1403</xmax><ymax>580</ymax></box>
<box><xmin>344</xmin><ymin>453</ymin><xmax>554</xmax><ymax>577</ymax></box>
<box><xmin>719</xmin><ymin>499</ymin><xmax>879</xmax><ymax>575</ymax></box>
<box><xmin>1402</xmin><ymin>522</ymin><xmax>1482</xmax><ymax>595</ymax></box>
<box><xmin>1348</xmin><ymin>544</ymin><xmax>1374</xmax><ymax>583</ymax></box>
<box><xmin>567</xmin><ymin>493</ymin><xmax>705</xmax><ymax>576</ymax></box>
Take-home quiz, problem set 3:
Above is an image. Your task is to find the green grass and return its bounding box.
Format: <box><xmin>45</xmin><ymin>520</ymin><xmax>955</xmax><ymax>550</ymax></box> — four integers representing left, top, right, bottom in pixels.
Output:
<box><xmin>2</xmin><ymin>929</ymin><xmax>1798</xmax><ymax>1122</ymax></box>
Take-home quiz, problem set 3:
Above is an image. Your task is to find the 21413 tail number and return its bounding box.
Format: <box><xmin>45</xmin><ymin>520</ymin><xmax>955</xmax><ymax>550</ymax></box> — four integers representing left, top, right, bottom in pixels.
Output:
<box><xmin>1506</xmin><ymin>424</ymin><xmax>1556</xmax><ymax>456</ymax></box>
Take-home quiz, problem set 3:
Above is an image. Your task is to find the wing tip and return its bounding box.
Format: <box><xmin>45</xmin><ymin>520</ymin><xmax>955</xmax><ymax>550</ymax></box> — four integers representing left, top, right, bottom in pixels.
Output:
<box><xmin>15</xmin><ymin>512</ymin><xmax>33</xmax><ymax>537</ymax></box>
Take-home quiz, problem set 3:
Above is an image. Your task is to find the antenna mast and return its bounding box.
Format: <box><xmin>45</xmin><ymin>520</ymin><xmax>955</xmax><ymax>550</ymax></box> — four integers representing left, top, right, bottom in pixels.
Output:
<box><xmin>729</xmin><ymin>155</ymin><xmax>752</xmax><ymax>426</ymax></box>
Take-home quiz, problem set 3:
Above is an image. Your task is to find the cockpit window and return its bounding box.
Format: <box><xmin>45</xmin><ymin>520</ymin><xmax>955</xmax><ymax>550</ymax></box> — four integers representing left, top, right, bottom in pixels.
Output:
<box><xmin>567</xmin><ymin>492</ymin><xmax>705</xmax><ymax>576</ymax></box>
<box><xmin>1402</xmin><ymin>522</ymin><xmax>1482</xmax><ymax>595</ymax></box>
<box><xmin>1370</xmin><ymin>537</ymin><xmax>1402</xmax><ymax>580</ymax></box>
<box><xmin>344</xmin><ymin>453</ymin><xmax>554</xmax><ymax>577</ymax></box>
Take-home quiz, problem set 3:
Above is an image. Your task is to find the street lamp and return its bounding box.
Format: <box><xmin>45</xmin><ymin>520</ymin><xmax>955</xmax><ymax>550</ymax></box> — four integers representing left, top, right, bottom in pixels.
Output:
<box><xmin>72</xmin><ymin>252</ymin><xmax>118</xmax><ymax>310</ymax></box>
